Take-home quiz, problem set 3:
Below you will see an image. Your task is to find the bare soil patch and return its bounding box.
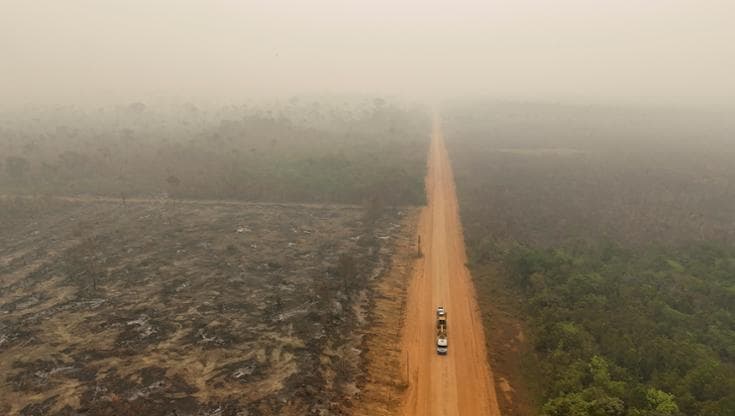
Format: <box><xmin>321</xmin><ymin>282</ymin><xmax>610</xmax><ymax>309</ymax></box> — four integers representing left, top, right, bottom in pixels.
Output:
<box><xmin>351</xmin><ymin>210</ymin><xmax>418</xmax><ymax>416</ymax></box>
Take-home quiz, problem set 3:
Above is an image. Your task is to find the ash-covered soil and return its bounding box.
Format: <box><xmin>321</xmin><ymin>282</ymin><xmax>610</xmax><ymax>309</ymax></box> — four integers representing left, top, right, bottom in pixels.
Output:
<box><xmin>0</xmin><ymin>197</ymin><xmax>412</xmax><ymax>416</ymax></box>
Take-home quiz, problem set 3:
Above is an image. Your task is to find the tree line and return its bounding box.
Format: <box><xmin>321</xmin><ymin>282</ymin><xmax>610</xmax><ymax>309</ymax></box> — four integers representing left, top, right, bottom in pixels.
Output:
<box><xmin>0</xmin><ymin>99</ymin><xmax>429</xmax><ymax>207</ymax></box>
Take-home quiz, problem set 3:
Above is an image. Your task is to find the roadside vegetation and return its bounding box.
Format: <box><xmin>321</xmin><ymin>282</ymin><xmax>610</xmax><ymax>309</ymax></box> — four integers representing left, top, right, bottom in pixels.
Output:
<box><xmin>446</xmin><ymin>102</ymin><xmax>735</xmax><ymax>416</ymax></box>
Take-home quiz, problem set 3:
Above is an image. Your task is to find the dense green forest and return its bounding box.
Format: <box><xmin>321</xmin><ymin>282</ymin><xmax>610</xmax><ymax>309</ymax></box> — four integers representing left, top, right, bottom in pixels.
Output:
<box><xmin>446</xmin><ymin>103</ymin><xmax>735</xmax><ymax>416</ymax></box>
<box><xmin>505</xmin><ymin>243</ymin><xmax>735</xmax><ymax>415</ymax></box>
<box><xmin>0</xmin><ymin>98</ymin><xmax>428</xmax><ymax>206</ymax></box>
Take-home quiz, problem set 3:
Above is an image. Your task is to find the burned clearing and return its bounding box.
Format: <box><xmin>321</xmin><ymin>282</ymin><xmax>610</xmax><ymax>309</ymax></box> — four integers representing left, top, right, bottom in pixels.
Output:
<box><xmin>0</xmin><ymin>196</ymin><xmax>415</xmax><ymax>415</ymax></box>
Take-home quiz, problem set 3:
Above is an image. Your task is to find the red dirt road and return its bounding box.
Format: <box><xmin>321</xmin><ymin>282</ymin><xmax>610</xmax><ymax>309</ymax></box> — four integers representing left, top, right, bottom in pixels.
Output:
<box><xmin>399</xmin><ymin>116</ymin><xmax>501</xmax><ymax>416</ymax></box>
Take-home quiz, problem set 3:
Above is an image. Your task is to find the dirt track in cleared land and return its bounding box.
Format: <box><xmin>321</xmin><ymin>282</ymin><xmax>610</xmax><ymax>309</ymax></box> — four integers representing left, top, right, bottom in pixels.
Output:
<box><xmin>399</xmin><ymin>116</ymin><xmax>501</xmax><ymax>416</ymax></box>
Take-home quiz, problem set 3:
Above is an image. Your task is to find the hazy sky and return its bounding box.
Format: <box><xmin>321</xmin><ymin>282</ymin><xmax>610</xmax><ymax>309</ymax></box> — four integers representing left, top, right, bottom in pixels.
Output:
<box><xmin>2</xmin><ymin>0</ymin><xmax>733</xmax><ymax>106</ymax></box>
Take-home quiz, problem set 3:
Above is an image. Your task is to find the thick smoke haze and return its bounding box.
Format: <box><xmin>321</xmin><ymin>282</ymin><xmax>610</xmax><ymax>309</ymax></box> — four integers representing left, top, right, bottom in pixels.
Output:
<box><xmin>2</xmin><ymin>0</ymin><xmax>734</xmax><ymax>107</ymax></box>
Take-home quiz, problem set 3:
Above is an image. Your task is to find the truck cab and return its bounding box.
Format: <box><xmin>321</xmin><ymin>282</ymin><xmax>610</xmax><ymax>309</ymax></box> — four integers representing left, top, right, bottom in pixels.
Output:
<box><xmin>437</xmin><ymin>335</ymin><xmax>448</xmax><ymax>355</ymax></box>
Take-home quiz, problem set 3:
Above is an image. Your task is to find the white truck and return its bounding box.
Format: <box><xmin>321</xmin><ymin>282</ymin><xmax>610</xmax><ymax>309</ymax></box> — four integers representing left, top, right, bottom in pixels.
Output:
<box><xmin>436</xmin><ymin>306</ymin><xmax>448</xmax><ymax>355</ymax></box>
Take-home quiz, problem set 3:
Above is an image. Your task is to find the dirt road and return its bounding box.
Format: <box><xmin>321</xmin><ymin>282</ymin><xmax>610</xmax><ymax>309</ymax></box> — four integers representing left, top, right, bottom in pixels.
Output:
<box><xmin>399</xmin><ymin>116</ymin><xmax>501</xmax><ymax>416</ymax></box>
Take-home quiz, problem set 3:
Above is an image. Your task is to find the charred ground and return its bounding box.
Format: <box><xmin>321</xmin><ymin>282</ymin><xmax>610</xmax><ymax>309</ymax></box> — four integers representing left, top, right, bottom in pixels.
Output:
<box><xmin>0</xmin><ymin>196</ymin><xmax>416</xmax><ymax>415</ymax></box>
